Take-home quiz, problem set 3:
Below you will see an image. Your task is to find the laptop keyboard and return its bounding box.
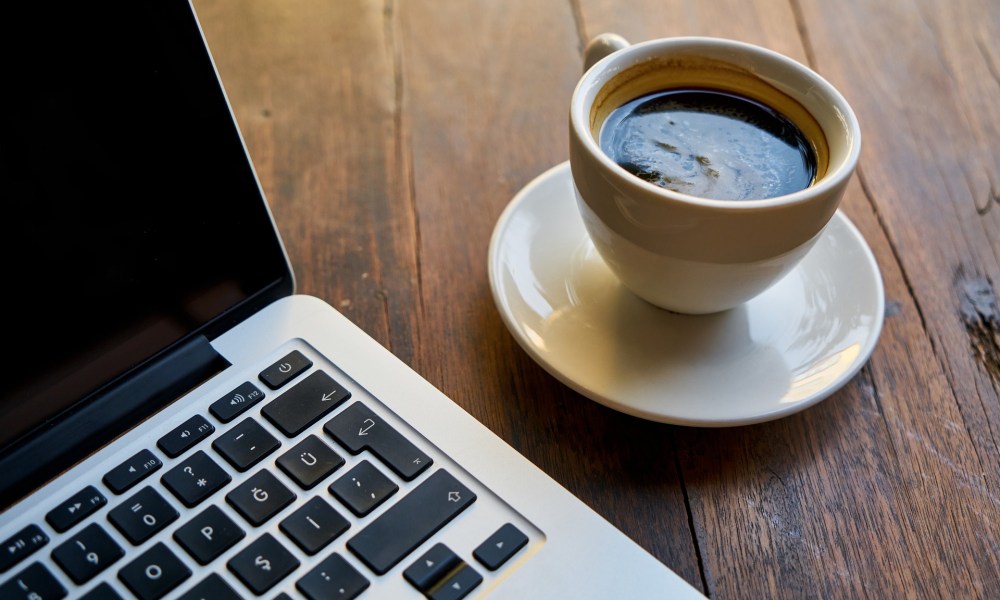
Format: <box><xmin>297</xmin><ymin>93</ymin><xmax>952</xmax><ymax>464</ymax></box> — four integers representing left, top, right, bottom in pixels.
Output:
<box><xmin>0</xmin><ymin>344</ymin><xmax>536</xmax><ymax>599</ymax></box>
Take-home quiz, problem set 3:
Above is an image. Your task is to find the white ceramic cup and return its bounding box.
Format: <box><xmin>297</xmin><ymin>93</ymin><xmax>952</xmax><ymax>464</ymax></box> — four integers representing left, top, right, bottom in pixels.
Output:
<box><xmin>569</xmin><ymin>34</ymin><xmax>861</xmax><ymax>314</ymax></box>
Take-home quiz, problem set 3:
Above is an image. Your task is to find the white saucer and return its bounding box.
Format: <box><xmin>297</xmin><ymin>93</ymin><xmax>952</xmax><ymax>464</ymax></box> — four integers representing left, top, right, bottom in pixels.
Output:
<box><xmin>487</xmin><ymin>162</ymin><xmax>885</xmax><ymax>426</ymax></box>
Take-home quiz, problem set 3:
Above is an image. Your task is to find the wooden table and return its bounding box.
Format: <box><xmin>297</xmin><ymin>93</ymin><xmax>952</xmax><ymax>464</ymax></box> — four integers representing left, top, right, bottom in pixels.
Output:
<box><xmin>193</xmin><ymin>1</ymin><xmax>999</xmax><ymax>597</ymax></box>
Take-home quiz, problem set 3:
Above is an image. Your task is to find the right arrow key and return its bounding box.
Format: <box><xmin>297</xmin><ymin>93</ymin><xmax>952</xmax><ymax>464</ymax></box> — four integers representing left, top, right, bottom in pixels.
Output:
<box><xmin>473</xmin><ymin>523</ymin><xmax>529</xmax><ymax>571</ymax></box>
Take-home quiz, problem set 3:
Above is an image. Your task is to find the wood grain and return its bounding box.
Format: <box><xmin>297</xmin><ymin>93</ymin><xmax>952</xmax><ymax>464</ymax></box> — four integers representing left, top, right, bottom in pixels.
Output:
<box><xmin>194</xmin><ymin>0</ymin><xmax>999</xmax><ymax>596</ymax></box>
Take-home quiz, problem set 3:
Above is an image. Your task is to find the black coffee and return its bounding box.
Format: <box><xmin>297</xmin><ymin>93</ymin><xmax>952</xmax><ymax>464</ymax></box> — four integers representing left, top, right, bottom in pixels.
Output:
<box><xmin>599</xmin><ymin>88</ymin><xmax>817</xmax><ymax>201</ymax></box>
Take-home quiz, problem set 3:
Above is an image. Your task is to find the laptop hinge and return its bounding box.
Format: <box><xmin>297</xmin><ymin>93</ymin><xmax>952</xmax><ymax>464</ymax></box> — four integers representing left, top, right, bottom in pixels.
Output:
<box><xmin>0</xmin><ymin>335</ymin><xmax>230</xmax><ymax>510</ymax></box>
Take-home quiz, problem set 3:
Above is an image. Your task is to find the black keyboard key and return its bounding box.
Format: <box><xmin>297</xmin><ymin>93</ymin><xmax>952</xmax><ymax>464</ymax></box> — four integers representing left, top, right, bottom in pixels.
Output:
<box><xmin>0</xmin><ymin>562</ymin><xmax>66</xmax><ymax>599</ymax></box>
<box><xmin>161</xmin><ymin>450</ymin><xmax>231</xmax><ymax>507</ymax></box>
<box><xmin>103</xmin><ymin>449</ymin><xmax>162</xmax><ymax>494</ymax></box>
<box><xmin>81</xmin><ymin>581</ymin><xmax>123</xmax><ymax>600</ymax></box>
<box><xmin>176</xmin><ymin>573</ymin><xmax>242</xmax><ymax>600</ymax></box>
<box><xmin>46</xmin><ymin>486</ymin><xmax>107</xmax><ymax>533</ymax></box>
<box><xmin>259</xmin><ymin>350</ymin><xmax>312</xmax><ymax>390</ymax></box>
<box><xmin>157</xmin><ymin>415</ymin><xmax>215</xmax><ymax>458</ymax></box>
<box><xmin>107</xmin><ymin>487</ymin><xmax>178</xmax><ymax>545</ymax></box>
<box><xmin>324</xmin><ymin>402</ymin><xmax>433</xmax><ymax>481</ymax></box>
<box><xmin>347</xmin><ymin>469</ymin><xmax>476</xmax><ymax>575</ymax></box>
<box><xmin>118</xmin><ymin>542</ymin><xmax>191</xmax><ymax>600</ymax></box>
<box><xmin>227</xmin><ymin>533</ymin><xmax>299</xmax><ymax>595</ymax></box>
<box><xmin>430</xmin><ymin>563</ymin><xmax>482</xmax><ymax>600</ymax></box>
<box><xmin>226</xmin><ymin>470</ymin><xmax>296</xmax><ymax>526</ymax></box>
<box><xmin>296</xmin><ymin>553</ymin><xmax>369</xmax><ymax>600</ymax></box>
<box><xmin>329</xmin><ymin>460</ymin><xmax>398</xmax><ymax>517</ymax></box>
<box><xmin>51</xmin><ymin>523</ymin><xmax>124</xmax><ymax>584</ymax></box>
<box><xmin>262</xmin><ymin>371</ymin><xmax>351</xmax><ymax>437</ymax></box>
<box><xmin>403</xmin><ymin>543</ymin><xmax>462</xmax><ymax>593</ymax></box>
<box><xmin>210</xmin><ymin>381</ymin><xmax>266</xmax><ymax>423</ymax></box>
<box><xmin>473</xmin><ymin>523</ymin><xmax>529</xmax><ymax>570</ymax></box>
<box><xmin>212</xmin><ymin>418</ymin><xmax>280</xmax><ymax>471</ymax></box>
<box><xmin>173</xmin><ymin>505</ymin><xmax>246</xmax><ymax>565</ymax></box>
<box><xmin>0</xmin><ymin>524</ymin><xmax>48</xmax><ymax>573</ymax></box>
<box><xmin>279</xmin><ymin>496</ymin><xmax>349</xmax><ymax>555</ymax></box>
<box><xmin>276</xmin><ymin>434</ymin><xmax>344</xmax><ymax>489</ymax></box>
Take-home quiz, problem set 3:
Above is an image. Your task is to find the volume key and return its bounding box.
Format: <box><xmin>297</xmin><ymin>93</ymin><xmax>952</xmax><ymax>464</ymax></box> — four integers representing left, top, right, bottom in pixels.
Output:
<box><xmin>158</xmin><ymin>414</ymin><xmax>215</xmax><ymax>458</ymax></box>
<box><xmin>210</xmin><ymin>382</ymin><xmax>265</xmax><ymax>423</ymax></box>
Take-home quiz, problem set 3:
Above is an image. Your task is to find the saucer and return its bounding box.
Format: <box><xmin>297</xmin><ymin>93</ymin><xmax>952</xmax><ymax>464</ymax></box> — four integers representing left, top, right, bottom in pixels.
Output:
<box><xmin>487</xmin><ymin>162</ymin><xmax>885</xmax><ymax>426</ymax></box>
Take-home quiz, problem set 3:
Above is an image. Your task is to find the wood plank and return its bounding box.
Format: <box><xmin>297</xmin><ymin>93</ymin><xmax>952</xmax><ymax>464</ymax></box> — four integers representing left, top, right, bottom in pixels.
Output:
<box><xmin>578</xmin><ymin>0</ymin><xmax>1000</xmax><ymax>597</ymax></box>
<box><xmin>795</xmin><ymin>0</ymin><xmax>1000</xmax><ymax>595</ymax></box>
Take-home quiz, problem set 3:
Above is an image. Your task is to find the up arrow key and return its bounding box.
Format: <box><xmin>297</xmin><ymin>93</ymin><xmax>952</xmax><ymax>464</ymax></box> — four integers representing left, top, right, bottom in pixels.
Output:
<box><xmin>403</xmin><ymin>543</ymin><xmax>463</xmax><ymax>593</ymax></box>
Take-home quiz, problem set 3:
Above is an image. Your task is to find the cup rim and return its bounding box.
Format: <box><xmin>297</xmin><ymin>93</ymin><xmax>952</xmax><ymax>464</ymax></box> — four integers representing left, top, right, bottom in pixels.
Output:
<box><xmin>570</xmin><ymin>35</ymin><xmax>861</xmax><ymax>209</ymax></box>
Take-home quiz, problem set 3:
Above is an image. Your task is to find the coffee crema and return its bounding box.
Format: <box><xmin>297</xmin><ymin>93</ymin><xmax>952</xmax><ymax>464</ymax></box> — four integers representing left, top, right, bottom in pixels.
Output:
<box><xmin>599</xmin><ymin>88</ymin><xmax>817</xmax><ymax>201</ymax></box>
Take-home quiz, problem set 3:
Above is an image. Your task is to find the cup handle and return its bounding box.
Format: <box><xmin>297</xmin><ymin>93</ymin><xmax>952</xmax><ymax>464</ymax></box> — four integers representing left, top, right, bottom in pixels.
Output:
<box><xmin>583</xmin><ymin>33</ymin><xmax>630</xmax><ymax>72</ymax></box>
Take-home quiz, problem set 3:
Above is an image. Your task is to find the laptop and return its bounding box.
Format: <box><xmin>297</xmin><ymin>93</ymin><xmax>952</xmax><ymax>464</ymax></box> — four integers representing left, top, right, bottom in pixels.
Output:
<box><xmin>0</xmin><ymin>2</ymin><xmax>704</xmax><ymax>598</ymax></box>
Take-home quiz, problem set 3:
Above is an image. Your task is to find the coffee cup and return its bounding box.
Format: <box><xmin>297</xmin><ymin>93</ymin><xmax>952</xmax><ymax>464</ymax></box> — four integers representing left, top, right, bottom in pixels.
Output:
<box><xmin>569</xmin><ymin>34</ymin><xmax>861</xmax><ymax>314</ymax></box>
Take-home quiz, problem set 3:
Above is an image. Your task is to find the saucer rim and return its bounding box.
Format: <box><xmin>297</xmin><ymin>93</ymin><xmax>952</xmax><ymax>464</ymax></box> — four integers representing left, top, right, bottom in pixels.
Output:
<box><xmin>487</xmin><ymin>161</ymin><xmax>885</xmax><ymax>427</ymax></box>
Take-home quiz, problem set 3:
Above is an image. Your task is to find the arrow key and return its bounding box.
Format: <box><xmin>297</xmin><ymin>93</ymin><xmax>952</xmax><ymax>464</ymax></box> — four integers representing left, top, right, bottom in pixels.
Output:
<box><xmin>431</xmin><ymin>563</ymin><xmax>482</xmax><ymax>600</ymax></box>
<box><xmin>473</xmin><ymin>523</ymin><xmax>529</xmax><ymax>571</ymax></box>
<box><xmin>403</xmin><ymin>543</ymin><xmax>461</xmax><ymax>593</ymax></box>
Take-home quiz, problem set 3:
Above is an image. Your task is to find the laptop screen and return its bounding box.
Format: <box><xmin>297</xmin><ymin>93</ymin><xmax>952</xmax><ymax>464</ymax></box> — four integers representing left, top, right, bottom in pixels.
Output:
<box><xmin>1</xmin><ymin>2</ymin><xmax>292</xmax><ymax>459</ymax></box>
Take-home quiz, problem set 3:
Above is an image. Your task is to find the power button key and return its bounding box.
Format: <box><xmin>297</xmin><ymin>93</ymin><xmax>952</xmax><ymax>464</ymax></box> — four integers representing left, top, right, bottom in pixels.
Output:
<box><xmin>259</xmin><ymin>350</ymin><xmax>312</xmax><ymax>390</ymax></box>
